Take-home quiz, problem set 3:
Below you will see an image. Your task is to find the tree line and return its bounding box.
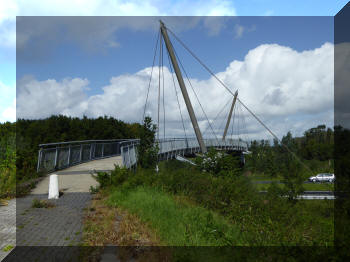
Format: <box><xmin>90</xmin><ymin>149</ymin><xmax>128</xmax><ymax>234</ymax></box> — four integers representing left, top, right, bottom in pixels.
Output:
<box><xmin>1</xmin><ymin>115</ymin><xmax>142</xmax><ymax>190</ymax></box>
<box><xmin>245</xmin><ymin>124</ymin><xmax>334</xmax><ymax>177</ymax></box>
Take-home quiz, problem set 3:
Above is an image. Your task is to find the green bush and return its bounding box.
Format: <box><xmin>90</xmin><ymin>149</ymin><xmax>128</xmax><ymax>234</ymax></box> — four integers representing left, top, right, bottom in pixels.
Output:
<box><xmin>195</xmin><ymin>148</ymin><xmax>242</xmax><ymax>178</ymax></box>
<box><xmin>137</xmin><ymin>117</ymin><xmax>158</xmax><ymax>169</ymax></box>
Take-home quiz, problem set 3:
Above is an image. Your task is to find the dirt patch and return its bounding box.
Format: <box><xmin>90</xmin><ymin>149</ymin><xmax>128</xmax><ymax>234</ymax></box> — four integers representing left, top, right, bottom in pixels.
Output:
<box><xmin>81</xmin><ymin>190</ymin><xmax>162</xmax><ymax>261</ymax></box>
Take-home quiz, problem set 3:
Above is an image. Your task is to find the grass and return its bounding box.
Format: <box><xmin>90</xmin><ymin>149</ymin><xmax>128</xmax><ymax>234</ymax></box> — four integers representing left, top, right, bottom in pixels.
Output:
<box><xmin>81</xmin><ymin>190</ymin><xmax>161</xmax><ymax>261</ymax></box>
<box><xmin>247</xmin><ymin>174</ymin><xmax>282</xmax><ymax>182</ymax></box>
<box><xmin>0</xmin><ymin>168</ymin><xmax>16</xmax><ymax>199</ymax></box>
<box><xmin>254</xmin><ymin>183</ymin><xmax>334</xmax><ymax>191</ymax></box>
<box><xmin>82</xmin><ymin>190</ymin><xmax>159</xmax><ymax>247</ymax></box>
<box><xmin>31</xmin><ymin>198</ymin><xmax>55</xmax><ymax>208</ymax></box>
<box><xmin>2</xmin><ymin>245</ymin><xmax>14</xmax><ymax>252</ymax></box>
<box><xmin>107</xmin><ymin>186</ymin><xmax>244</xmax><ymax>246</ymax></box>
<box><xmin>90</xmin><ymin>160</ymin><xmax>334</xmax><ymax>246</ymax></box>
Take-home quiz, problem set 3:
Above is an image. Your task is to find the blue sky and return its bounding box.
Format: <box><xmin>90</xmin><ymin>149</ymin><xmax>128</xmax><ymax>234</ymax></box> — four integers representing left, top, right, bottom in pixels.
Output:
<box><xmin>16</xmin><ymin>16</ymin><xmax>333</xmax><ymax>98</ymax></box>
<box><xmin>0</xmin><ymin>0</ymin><xmax>347</xmax><ymax>139</ymax></box>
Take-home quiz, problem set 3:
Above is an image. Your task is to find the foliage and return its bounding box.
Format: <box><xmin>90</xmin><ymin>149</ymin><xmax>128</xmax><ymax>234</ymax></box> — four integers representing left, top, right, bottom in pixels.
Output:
<box><xmin>91</xmin><ymin>165</ymin><xmax>132</xmax><ymax>189</ymax></box>
<box><xmin>137</xmin><ymin>117</ymin><xmax>158</xmax><ymax>169</ymax></box>
<box><xmin>195</xmin><ymin>148</ymin><xmax>242</xmax><ymax>178</ymax></box>
<box><xmin>245</xmin><ymin>125</ymin><xmax>334</xmax><ymax>178</ymax></box>
<box><xmin>97</xmin><ymin>159</ymin><xmax>333</xmax><ymax>246</ymax></box>
<box><xmin>0</xmin><ymin>122</ymin><xmax>16</xmax><ymax>198</ymax></box>
<box><xmin>280</xmin><ymin>156</ymin><xmax>305</xmax><ymax>204</ymax></box>
<box><xmin>89</xmin><ymin>185</ymin><xmax>99</xmax><ymax>194</ymax></box>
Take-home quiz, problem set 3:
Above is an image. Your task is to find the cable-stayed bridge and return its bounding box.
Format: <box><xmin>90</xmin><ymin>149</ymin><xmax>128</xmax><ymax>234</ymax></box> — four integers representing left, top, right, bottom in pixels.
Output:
<box><xmin>36</xmin><ymin>21</ymin><xmax>286</xmax><ymax>173</ymax></box>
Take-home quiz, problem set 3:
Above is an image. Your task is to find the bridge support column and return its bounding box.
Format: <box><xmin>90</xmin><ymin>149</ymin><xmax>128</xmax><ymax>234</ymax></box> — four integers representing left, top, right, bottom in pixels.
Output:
<box><xmin>160</xmin><ymin>20</ymin><xmax>207</xmax><ymax>154</ymax></box>
<box><xmin>223</xmin><ymin>90</ymin><xmax>238</xmax><ymax>141</ymax></box>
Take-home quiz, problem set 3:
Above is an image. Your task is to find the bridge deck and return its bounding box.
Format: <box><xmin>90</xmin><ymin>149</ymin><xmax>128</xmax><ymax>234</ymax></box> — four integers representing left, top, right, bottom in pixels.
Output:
<box><xmin>32</xmin><ymin>156</ymin><xmax>123</xmax><ymax>194</ymax></box>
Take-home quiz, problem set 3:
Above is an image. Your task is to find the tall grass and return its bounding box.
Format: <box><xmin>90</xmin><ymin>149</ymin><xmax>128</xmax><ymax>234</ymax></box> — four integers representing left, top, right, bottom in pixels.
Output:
<box><xmin>94</xmin><ymin>160</ymin><xmax>334</xmax><ymax>246</ymax></box>
<box><xmin>108</xmin><ymin>186</ymin><xmax>243</xmax><ymax>246</ymax></box>
<box><xmin>0</xmin><ymin>131</ymin><xmax>16</xmax><ymax>198</ymax></box>
<box><xmin>0</xmin><ymin>168</ymin><xmax>16</xmax><ymax>198</ymax></box>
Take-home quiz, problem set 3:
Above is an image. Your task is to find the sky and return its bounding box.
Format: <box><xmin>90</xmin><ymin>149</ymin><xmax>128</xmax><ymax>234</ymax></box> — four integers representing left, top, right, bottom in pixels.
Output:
<box><xmin>1</xmin><ymin>0</ymin><xmax>349</xmax><ymax>141</ymax></box>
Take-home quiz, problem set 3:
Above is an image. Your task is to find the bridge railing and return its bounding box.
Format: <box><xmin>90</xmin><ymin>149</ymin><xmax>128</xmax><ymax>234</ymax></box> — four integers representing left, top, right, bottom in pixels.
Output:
<box><xmin>37</xmin><ymin>138</ymin><xmax>248</xmax><ymax>172</ymax></box>
<box><xmin>37</xmin><ymin>139</ymin><xmax>136</xmax><ymax>173</ymax></box>
<box><xmin>121</xmin><ymin>137</ymin><xmax>248</xmax><ymax>168</ymax></box>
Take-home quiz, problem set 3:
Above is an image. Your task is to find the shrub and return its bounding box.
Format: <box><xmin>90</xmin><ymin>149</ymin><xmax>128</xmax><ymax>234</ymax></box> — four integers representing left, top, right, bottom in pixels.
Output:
<box><xmin>137</xmin><ymin>117</ymin><xmax>158</xmax><ymax>169</ymax></box>
<box><xmin>195</xmin><ymin>148</ymin><xmax>242</xmax><ymax>178</ymax></box>
<box><xmin>91</xmin><ymin>172</ymin><xmax>111</xmax><ymax>189</ymax></box>
<box><xmin>92</xmin><ymin>165</ymin><xmax>132</xmax><ymax>189</ymax></box>
<box><xmin>280</xmin><ymin>157</ymin><xmax>305</xmax><ymax>204</ymax></box>
<box><xmin>89</xmin><ymin>185</ymin><xmax>99</xmax><ymax>194</ymax></box>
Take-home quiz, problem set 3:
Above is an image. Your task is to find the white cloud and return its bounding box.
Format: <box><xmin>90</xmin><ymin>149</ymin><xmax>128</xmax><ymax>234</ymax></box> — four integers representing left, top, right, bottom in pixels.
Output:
<box><xmin>17</xmin><ymin>76</ymin><xmax>89</xmax><ymax>119</ymax></box>
<box><xmin>1</xmin><ymin>0</ymin><xmax>237</xmax><ymax>49</ymax></box>
<box><xmin>1</xmin><ymin>1</ymin><xmax>237</xmax><ymax>121</ymax></box>
<box><xmin>0</xmin><ymin>81</ymin><xmax>16</xmax><ymax>123</ymax></box>
<box><xmin>16</xmin><ymin>42</ymin><xmax>334</xmax><ymax>140</ymax></box>
<box><xmin>0</xmin><ymin>99</ymin><xmax>16</xmax><ymax>123</ymax></box>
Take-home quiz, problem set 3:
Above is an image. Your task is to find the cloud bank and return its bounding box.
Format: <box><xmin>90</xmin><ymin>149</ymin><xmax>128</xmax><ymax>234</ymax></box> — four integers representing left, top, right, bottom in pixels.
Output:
<box><xmin>17</xmin><ymin>42</ymin><xmax>334</xmax><ymax>140</ymax></box>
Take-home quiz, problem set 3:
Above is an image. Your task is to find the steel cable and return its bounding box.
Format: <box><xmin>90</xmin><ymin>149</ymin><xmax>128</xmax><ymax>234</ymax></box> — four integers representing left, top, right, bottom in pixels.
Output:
<box><xmin>142</xmin><ymin>29</ymin><xmax>160</xmax><ymax>121</ymax></box>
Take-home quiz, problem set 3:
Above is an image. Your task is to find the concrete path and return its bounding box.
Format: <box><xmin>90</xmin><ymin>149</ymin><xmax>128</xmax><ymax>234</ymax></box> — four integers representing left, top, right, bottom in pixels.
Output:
<box><xmin>1</xmin><ymin>156</ymin><xmax>123</xmax><ymax>262</ymax></box>
<box><xmin>32</xmin><ymin>156</ymin><xmax>123</xmax><ymax>195</ymax></box>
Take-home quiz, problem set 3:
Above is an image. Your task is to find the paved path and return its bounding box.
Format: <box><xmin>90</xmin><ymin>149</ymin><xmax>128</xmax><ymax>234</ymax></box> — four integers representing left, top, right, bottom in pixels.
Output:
<box><xmin>1</xmin><ymin>156</ymin><xmax>123</xmax><ymax>262</ymax></box>
<box><xmin>0</xmin><ymin>200</ymin><xmax>16</xmax><ymax>261</ymax></box>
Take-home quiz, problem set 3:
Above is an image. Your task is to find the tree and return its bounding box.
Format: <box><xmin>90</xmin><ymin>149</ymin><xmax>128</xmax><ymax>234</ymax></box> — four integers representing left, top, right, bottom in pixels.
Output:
<box><xmin>280</xmin><ymin>156</ymin><xmax>305</xmax><ymax>204</ymax></box>
<box><xmin>137</xmin><ymin>117</ymin><xmax>158</xmax><ymax>169</ymax></box>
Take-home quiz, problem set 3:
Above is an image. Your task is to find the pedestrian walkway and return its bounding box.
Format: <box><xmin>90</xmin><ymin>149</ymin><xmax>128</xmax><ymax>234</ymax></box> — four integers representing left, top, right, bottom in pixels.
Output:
<box><xmin>0</xmin><ymin>156</ymin><xmax>122</xmax><ymax>262</ymax></box>
<box><xmin>0</xmin><ymin>199</ymin><xmax>16</xmax><ymax>261</ymax></box>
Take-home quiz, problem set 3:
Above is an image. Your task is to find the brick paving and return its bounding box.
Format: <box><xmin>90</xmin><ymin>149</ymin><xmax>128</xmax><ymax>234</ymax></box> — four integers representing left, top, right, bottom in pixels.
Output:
<box><xmin>16</xmin><ymin>193</ymin><xmax>90</xmax><ymax>247</ymax></box>
<box><xmin>0</xmin><ymin>200</ymin><xmax>16</xmax><ymax>261</ymax></box>
<box><xmin>0</xmin><ymin>156</ymin><xmax>123</xmax><ymax>262</ymax></box>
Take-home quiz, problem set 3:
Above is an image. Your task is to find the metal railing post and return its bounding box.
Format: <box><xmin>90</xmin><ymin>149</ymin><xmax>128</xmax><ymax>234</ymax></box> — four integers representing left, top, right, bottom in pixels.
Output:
<box><xmin>102</xmin><ymin>143</ymin><xmax>105</xmax><ymax>158</ymax></box>
<box><xmin>127</xmin><ymin>145</ymin><xmax>131</xmax><ymax>168</ymax></box>
<box><xmin>89</xmin><ymin>143</ymin><xmax>93</xmax><ymax>160</ymax></box>
<box><xmin>67</xmin><ymin>144</ymin><xmax>71</xmax><ymax>166</ymax></box>
<box><xmin>132</xmin><ymin>144</ymin><xmax>136</xmax><ymax>167</ymax></box>
<box><xmin>54</xmin><ymin>147</ymin><xmax>58</xmax><ymax>170</ymax></box>
<box><xmin>37</xmin><ymin>148</ymin><xmax>42</xmax><ymax>172</ymax></box>
<box><xmin>79</xmin><ymin>144</ymin><xmax>83</xmax><ymax>162</ymax></box>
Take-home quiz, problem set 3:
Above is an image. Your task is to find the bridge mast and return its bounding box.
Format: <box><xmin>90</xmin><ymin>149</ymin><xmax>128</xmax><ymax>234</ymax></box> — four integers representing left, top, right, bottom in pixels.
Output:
<box><xmin>160</xmin><ymin>20</ymin><xmax>207</xmax><ymax>153</ymax></box>
<box><xmin>222</xmin><ymin>90</ymin><xmax>238</xmax><ymax>141</ymax></box>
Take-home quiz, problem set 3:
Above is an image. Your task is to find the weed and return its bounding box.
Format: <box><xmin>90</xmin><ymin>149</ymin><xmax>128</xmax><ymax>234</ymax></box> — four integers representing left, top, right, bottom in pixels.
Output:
<box><xmin>31</xmin><ymin>198</ymin><xmax>55</xmax><ymax>208</ymax></box>
<box><xmin>2</xmin><ymin>245</ymin><xmax>14</xmax><ymax>252</ymax></box>
<box><xmin>89</xmin><ymin>185</ymin><xmax>99</xmax><ymax>194</ymax></box>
